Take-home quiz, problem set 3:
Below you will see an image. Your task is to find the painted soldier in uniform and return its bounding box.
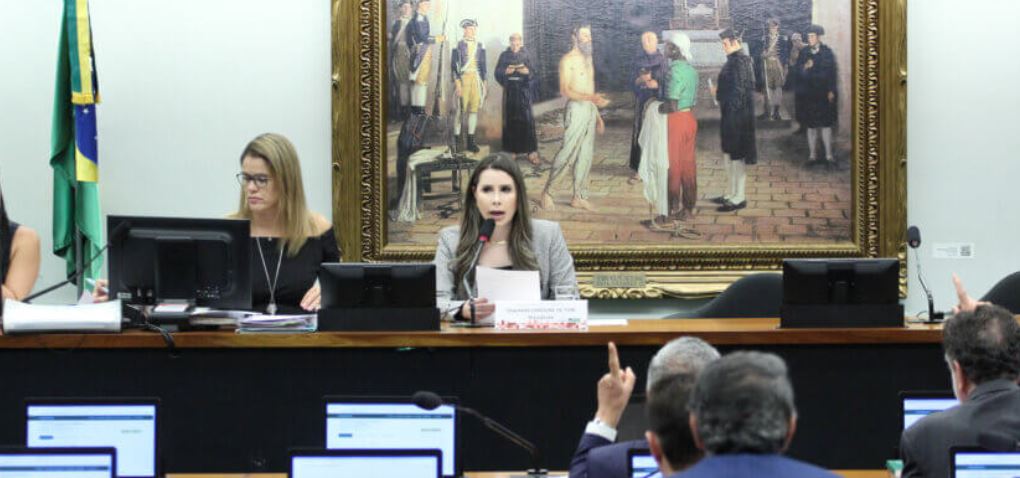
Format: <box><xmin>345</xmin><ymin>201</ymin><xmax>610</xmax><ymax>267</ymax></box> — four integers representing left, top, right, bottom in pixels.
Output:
<box><xmin>495</xmin><ymin>32</ymin><xmax>540</xmax><ymax>164</ymax></box>
<box><xmin>406</xmin><ymin>0</ymin><xmax>445</xmax><ymax>116</ymax></box>
<box><xmin>757</xmin><ymin>18</ymin><xmax>789</xmax><ymax>120</ymax></box>
<box><xmin>388</xmin><ymin>0</ymin><xmax>414</xmax><ymax>120</ymax></box>
<box><xmin>712</xmin><ymin>28</ymin><xmax>757</xmax><ymax>212</ymax></box>
<box><xmin>794</xmin><ymin>24</ymin><xmax>839</xmax><ymax>168</ymax></box>
<box><xmin>451</xmin><ymin>18</ymin><xmax>487</xmax><ymax>154</ymax></box>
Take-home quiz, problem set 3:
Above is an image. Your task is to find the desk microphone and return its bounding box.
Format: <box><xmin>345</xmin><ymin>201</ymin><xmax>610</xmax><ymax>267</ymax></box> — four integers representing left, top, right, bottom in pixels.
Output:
<box><xmin>23</xmin><ymin>220</ymin><xmax>131</xmax><ymax>303</ymax></box>
<box><xmin>907</xmin><ymin>225</ymin><xmax>944</xmax><ymax>322</ymax></box>
<box><xmin>412</xmin><ymin>391</ymin><xmax>546</xmax><ymax>477</ymax></box>
<box><xmin>461</xmin><ymin>218</ymin><xmax>495</xmax><ymax>322</ymax></box>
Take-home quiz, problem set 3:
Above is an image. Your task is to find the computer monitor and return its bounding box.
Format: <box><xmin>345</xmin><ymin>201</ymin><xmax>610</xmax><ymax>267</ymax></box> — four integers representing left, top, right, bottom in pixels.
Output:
<box><xmin>628</xmin><ymin>448</ymin><xmax>660</xmax><ymax>478</ymax></box>
<box><xmin>317</xmin><ymin>263</ymin><xmax>438</xmax><ymax>331</ymax></box>
<box><xmin>951</xmin><ymin>447</ymin><xmax>1020</xmax><ymax>478</ymax></box>
<box><xmin>107</xmin><ymin>215</ymin><xmax>251</xmax><ymax>310</ymax></box>
<box><xmin>900</xmin><ymin>391</ymin><xmax>957</xmax><ymax>430</ymax></box>
<box><xmin>324</xmin><ymin>396</ymin><xmax>459</xmax><ymax>478</ymax></box>
<box><xmin>25</xmin><ymin>398</ymin><xmax>158</xmax><ymax>478</ymax></box>
<box><xmin>0</xmin><ymin>447</ymin><xmax>116</xmax><ymax>478</ymax></box>
<box><xmin>289</xmin><ymin>449</ymin><xmax>441</xmax><ymax>478</ymax></box>
<box><xmin>780</xmin><ymin>258</ymin><xmax>903</xmax><ymax>327</ymax></box>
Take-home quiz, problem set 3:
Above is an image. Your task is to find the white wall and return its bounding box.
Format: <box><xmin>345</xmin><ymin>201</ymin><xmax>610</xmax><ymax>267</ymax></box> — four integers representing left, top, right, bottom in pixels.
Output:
<box><xmin>3</xmin><ymin>0</ymin><xmax>1018</xmax><ymax>316</ymax></box>
<box><xmin>904</xmin><ymin>0</ymin><xmax>1020</xmax><ymax>314</ymax></box>
<box><xmin>0</xmin><ymin>0</ymin><xmax>332</xmax><ymax>304</ymax></box>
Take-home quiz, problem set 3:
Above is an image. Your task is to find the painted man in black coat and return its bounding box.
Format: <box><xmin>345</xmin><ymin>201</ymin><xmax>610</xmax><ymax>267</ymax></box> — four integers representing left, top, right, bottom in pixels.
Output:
<box><xmin>712</xmin><ymin>28</ymin><xmax>757</xmax><ymax>212</ymax></box>
<box><xmin>405</xmin><ymin>0</ymin><xmax>444</xmax><ymax>115</ymax></box>
<box><xmin>628</xmin><ymin>31</ymin><xmax>666</xmax><ymax>182</ymax></box>
<box><xmin>794</xmin><ymin>24</ymin><xmax>839</xmax><ymax>168</ymax></box>
<box><xmin>495</xmin><ymin>32</ymin><xmax>540</xmax><ymax>164</ymax></box>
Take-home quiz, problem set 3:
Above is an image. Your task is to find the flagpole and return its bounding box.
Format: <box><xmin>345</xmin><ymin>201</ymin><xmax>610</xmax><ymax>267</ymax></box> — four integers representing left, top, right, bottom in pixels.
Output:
<box><xmin>75</xmin><ymin>228</ymin><xmax>84</xmax><ymax>297</ymax></box>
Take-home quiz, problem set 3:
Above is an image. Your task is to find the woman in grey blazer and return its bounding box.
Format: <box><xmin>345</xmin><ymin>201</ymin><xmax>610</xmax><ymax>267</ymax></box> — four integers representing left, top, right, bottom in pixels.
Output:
<box><xmin>434</xmin><ymin>154</ymin><xmax>577</xmax><ymax>321</ymax></box>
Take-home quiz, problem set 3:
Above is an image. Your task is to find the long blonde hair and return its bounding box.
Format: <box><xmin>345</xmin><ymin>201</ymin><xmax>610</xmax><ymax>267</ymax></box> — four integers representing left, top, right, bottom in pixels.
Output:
<box><xmin>231</xmin><ymin>133</ymin><xmax>317</xmax><ymax>256</ymax></box>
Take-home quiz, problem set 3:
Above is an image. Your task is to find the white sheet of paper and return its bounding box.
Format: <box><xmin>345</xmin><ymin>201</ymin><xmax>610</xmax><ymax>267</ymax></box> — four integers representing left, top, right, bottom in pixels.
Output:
<box><xmin>475</xmin><ymin>266</ymin><xmax>541</xmax><ymax>301</ymax></box>
<box><xmin>2</xmin><ymin>299</ymin><xmax>122</xmax><ymax>334</ymax></box>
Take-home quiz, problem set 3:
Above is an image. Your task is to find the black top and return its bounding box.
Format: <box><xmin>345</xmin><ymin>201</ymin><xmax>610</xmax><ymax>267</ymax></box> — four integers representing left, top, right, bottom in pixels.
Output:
<box><xmin>1</xmin><ymin>221</ymin><xmax>20</xmax><ymax>284</ymax></box>
<box><xmin>250</xmin><ymin>228</ymin><xmax>340</xmax><ymax>314</ymax></box>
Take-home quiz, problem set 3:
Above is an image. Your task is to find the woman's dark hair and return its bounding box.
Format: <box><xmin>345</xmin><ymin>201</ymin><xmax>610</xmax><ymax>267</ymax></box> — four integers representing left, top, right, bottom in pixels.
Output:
<box><xmin>450</xmin><ymin>154</ymin><xmax>538</xmax><ymax>295</ymax></box>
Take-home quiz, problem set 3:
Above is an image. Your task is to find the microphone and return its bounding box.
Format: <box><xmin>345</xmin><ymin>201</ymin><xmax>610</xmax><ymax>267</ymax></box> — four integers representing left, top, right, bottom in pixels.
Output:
<box><xmin>907</xmin><ymin>225</ymin><xmax>943</xmax><ymax>322</ymax></box>
<box><xmin>461</xmin><ymin>218</ymin><xmax>495</xmax><ymax>322</ymax></box>
<box><xmin>23</xmin><ymin>220</ymin><xmax>131</xmax><ymax>303</ymax></box>
<box><xmin>412</xmin><ymin>391</ymin><xmax>546</xmax><ymax>477</ymax></box>
<box><xmin>977</xmin><ymin>432</ymin><xmax>1020</xmax><ymax>452</ymax></box>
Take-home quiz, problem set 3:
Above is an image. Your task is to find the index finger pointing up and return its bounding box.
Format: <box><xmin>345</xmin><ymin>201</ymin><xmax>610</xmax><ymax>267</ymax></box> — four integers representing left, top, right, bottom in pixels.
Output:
<box><xmin>608</xmin><ymin>342</ymin><xmax>621</xmax><ymax>377</ymax></box>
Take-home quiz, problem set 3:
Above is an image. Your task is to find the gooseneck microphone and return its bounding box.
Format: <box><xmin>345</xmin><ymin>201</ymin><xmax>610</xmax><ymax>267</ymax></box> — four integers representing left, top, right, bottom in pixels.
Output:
<box><xmin>23</xmin><ymin>220</ymin><xmax>131</xmax><ymax>303</ymax></box>
<box><xmin>907</xmin><ymin>225</ymin><xmax>944</xmax><ymax>322</ymax></box>
<box><xmin>412</xmin><ymin>391</ymin><xmax>546</xmax><ymax>477</ymax></box>
<box><xmin>461</xmin><ymin>218</ymin><xmax>495</xmax><ymax>323</ymax></box>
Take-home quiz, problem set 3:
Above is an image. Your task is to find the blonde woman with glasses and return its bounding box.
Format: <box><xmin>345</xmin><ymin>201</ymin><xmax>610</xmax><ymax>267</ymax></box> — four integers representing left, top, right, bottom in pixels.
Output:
<box><xmin>231</xmin><ymin>133</ymin><xmax>338</xmax><ymax>314</ymax></box>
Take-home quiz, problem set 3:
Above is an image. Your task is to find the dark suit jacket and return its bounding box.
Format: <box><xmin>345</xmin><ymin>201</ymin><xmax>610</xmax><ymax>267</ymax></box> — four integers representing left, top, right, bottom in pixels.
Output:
<box><xmin>670</xmin><ymin>453</ymin><xmax>837</xmax><ymax>478</ymax></box>
<box><xmin>900</xmin><ymin>379</ymin><xmax>1020</xmax><ymax>478</ymax></box>
<box><xmin>569</xmin><ymin>433</ymin><xmax>647</xmax><ymax>478</ymax></box>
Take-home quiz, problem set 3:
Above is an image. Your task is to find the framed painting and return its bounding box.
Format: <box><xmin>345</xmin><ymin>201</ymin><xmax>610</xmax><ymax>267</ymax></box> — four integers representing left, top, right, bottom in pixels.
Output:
<box><xmin>332</xmin><ymin>0</ymin><xmax>907</xmax><ymax>298</ymax></box>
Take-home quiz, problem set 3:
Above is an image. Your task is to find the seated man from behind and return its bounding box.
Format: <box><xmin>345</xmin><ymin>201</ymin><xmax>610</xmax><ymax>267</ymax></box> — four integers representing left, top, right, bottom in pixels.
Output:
<box><xmin>569</xmin><ymin>338</ymin><xmax>720</xmax><ymax>478</ymax></box>
<box><xmin>645</xmin><ymin>373</ymin><xmax>701</xmax><ymax>476</ymax></box>
<box><xmin>900</xmin><ymin>304</ymin><xmax>1020</xmax><ymax>478</ymax></box>
<box><xmin>677</xmin><ymin>351</ymin><xmax>838</xmax><ymax>478</ymax></box>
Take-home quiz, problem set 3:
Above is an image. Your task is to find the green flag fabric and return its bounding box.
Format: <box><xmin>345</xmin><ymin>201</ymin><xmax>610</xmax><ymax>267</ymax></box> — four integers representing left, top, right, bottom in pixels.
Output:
<box><xmin>50</xmin><ymin>0</ymin><xmax>103</xmax><ymax>283</ymax></box>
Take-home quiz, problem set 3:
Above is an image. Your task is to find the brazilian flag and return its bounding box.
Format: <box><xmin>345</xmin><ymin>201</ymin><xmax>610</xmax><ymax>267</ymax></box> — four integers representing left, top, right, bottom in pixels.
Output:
<box><xmin>50</xmin><ymin>0</ymin><xmax>103</xmax><ymax>282</ymax></box>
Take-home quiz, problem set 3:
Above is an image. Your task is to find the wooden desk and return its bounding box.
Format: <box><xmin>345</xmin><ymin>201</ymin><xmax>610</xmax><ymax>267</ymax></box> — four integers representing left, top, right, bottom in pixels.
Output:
<box><xmin>0</xmin><ymin>318</ymin><xmax>945</xmax><ymax>349</ymax></box>
<box><xmin>0</xmin><ymin>320</ymin><xmax>938</xmax><ymax>473</ymax></box>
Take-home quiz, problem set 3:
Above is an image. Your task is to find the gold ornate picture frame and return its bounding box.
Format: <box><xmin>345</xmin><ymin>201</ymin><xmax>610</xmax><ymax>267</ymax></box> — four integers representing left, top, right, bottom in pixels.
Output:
<box><xmin>331</xmin><ymin>0</ymin><xmax>907</xmax><ymax>299</ymax></box>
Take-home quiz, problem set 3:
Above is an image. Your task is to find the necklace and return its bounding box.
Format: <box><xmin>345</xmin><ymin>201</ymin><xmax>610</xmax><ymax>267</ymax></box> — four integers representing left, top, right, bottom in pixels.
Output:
<box><xmin>255</xmin><ymin>237</ymin><xmax>284</xmax><ymax>315</ymax></box>
<box><xmin>492</xmin><ymin>240</ymin><xmax>508</xmax><ymax>246</ymax></box>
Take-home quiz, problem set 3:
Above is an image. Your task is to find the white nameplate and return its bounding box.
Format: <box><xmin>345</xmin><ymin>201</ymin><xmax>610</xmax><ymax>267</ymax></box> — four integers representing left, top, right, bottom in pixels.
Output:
<box><xmin>494</xmin><ymin>300</ymin><xmax>588</xmax><ymax>331</ymax></box>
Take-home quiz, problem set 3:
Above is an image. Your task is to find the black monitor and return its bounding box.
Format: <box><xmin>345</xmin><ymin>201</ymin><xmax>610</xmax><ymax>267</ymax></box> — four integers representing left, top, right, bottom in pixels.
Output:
<box><xmin>317</xmin><ymin>263</ymin><xmax>438</xmax><ymax>331</ymax></box>
<box><xmin>107</xmin><ymin>216</ymin><xmax>251</xmax><ymax>310</ymax></box>
<box><xmin>780</xmin><ymin>258</ymin><xmax>903</xmax><ymax>328</ymax></box>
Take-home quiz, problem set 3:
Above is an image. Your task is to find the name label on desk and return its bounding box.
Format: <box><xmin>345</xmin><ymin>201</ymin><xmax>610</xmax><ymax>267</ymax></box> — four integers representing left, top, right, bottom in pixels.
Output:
<box><xmin>494</xmin><ymin>300</ymin><xmax>588</xmax><ymax>331</ymax></box>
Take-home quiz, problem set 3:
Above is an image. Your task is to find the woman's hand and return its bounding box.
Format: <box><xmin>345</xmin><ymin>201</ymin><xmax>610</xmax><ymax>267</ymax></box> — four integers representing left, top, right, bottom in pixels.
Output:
<box><xmin>461</xmin><ymin>297</ymin><xmax>494</xmax><ymax>321</ymax></box>
<box><xmin>300</xmin><ymin>283</ymin><xmax>321</xmax><ymax>311</ymax></box>
<box><xmin>92</xmin><ymin>279</ymin><xmax>110</xmax><ymax>303</ymax></box>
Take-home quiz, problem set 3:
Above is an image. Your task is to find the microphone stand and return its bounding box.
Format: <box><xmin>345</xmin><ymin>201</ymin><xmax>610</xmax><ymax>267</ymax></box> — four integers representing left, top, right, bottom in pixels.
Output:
<box><xmin>461</xmin><ymin>241</ymin><xmax>486</xmax><ymax>326</ymax></box>
<box><xmin>23</xmin><ymin>242</ymin><xmax>111</xmax><ymax>303</ymax></box>
<box><xmin>912</xmin><ymin>248</ymin><xmax>944</xmax><ymax>323</ymax></box>
<box><xmin>458</xmin><ymin>406</ymin><xmax>546</xmax><ymax>477</ymax></box>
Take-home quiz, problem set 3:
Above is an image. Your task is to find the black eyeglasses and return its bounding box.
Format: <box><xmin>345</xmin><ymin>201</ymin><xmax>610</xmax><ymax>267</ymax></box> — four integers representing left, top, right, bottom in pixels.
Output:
<box><xmin>236</xmin><ymin>173</ymin><xmax>271</xmax><ymax>189</ymax></box>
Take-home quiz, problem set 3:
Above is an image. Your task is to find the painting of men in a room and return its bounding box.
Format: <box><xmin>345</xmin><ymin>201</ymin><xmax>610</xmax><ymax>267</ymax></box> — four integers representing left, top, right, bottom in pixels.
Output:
<box><xmin>384</xmin><ymin>0</ymin><xmax>853</xmax><ymax>247</ymax></box>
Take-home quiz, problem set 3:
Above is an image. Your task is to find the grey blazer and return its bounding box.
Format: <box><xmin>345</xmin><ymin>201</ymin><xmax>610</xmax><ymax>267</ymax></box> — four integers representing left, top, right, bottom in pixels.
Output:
<box><xmin>434</xmin><ymin>219</ymin><xmax>577</xmax><ymax>300</ymax></box>
<box><xmin>900</xmin><ymin>379</ymin><xmax>1020</xmax><ymax>478</ymax></box>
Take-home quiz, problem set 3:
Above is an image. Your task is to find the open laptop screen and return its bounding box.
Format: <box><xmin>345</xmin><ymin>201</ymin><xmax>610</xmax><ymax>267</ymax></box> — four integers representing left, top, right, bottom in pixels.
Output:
<box><xmin>952</xmin><ymin>449</ymin><xmax>1020</xmax><ymax>478</ymax></box>
<box><xmin>290</xmin><ymin>449</ymin><xmax>441</xmax><ymax>478</ymax></box>
<box><xmin>901</xmin><ymin>392</ymin><xmax>957</xmax><ymax>429</ymax></box>
<box><xmin>0</xmin><ymin>448</ymin><xmax>115</xmax><ymax>478</ymax></box>
<box><xmin>628</xmin><ymin>449</ymin><xmax>661</xmax><ymax>478</ymax></box>
<box><xmin>26</xmin><ymin>400</ymin><xmax>157</xmax><ymax>478</ymax></box>
<box><xmin>325</xmin><ymin>398</ymin><xmax>457</xmax><ymax>477</ymax></box>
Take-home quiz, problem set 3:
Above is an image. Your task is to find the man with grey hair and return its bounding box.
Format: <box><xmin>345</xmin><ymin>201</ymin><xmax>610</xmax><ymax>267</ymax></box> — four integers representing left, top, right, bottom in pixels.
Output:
<box><xmin>671</xmin><ymin>351</ymin><xmax>836</xmax><ymax>478</ymax></box>
<box><xmin>569</xmin><ymin>338</ymin><xmax>720</xmax><ymax>478</ymax></box>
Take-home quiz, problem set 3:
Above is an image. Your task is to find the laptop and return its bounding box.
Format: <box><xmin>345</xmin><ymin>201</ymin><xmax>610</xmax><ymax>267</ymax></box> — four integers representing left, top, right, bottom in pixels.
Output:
<box><xmin>627</xmin><ymin>448</ymin><xmax>661</xmax><ymax>478</ymax></box>
<box><xmin>900</xmin><ymin>391</ymin><xmax>957</xmax><ymax>430</ymax></box>
<box><xmin>0</xmin><ymin>447</ymin><xmax>116</xmax><ymax>478</ymax></box>
<box><xmin>324</xmin><ymin>395</ymin><xmax>459</xmax><ymax>478</ymax></box>
<box><xmin>289</xmin><ymin>449</ymin><xmax>441</xmax><ymax>478</ymax></box>
<box><xmin>25</xmin><ymin>398</ymin><xmax>159</xmax><ymax>478</ymax></box>
<box><xmin>951</xmin><ymin>447</ymin><xmax>1020</xmax><ymax>477</ymax></box>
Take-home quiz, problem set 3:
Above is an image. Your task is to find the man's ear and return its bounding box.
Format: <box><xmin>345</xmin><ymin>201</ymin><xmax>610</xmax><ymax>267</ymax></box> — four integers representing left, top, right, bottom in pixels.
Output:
<box><xmin>781</xmin><ymin>413</ymin><xmax>798</xmax><ymax>452</ymax></box>
<box><xmin>689</xmin><ymin>413</ymin><xmax>705</xmax><ymax>451</ymax></box>
<box><xmin>646</xmin><ymin>431</ymin><xmax>667</xmax><ymax>472</ymax></box>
